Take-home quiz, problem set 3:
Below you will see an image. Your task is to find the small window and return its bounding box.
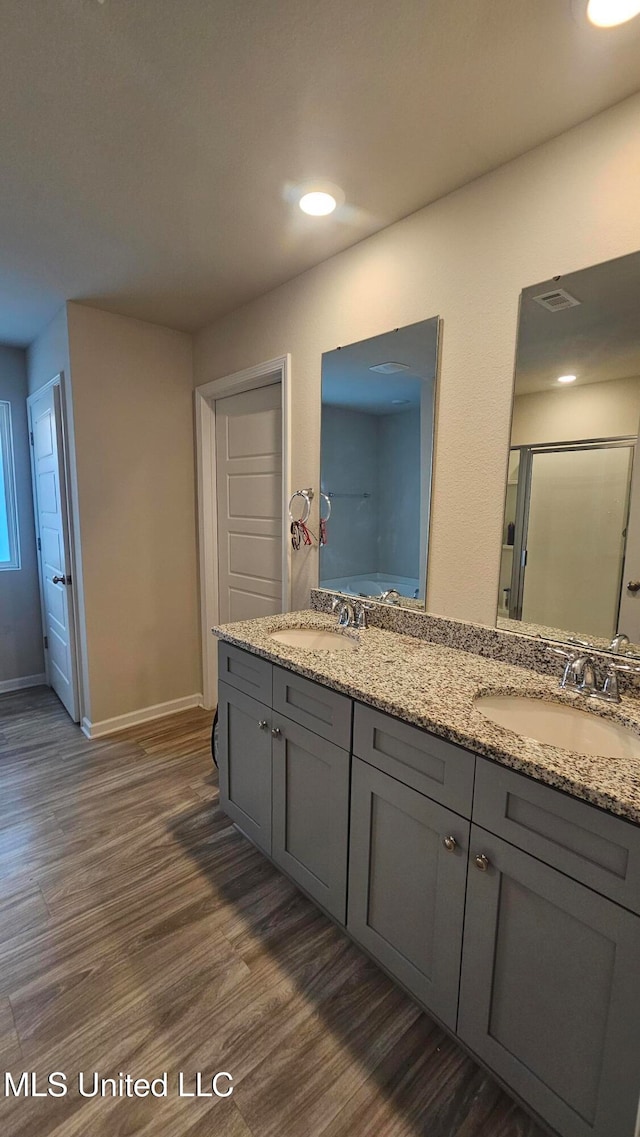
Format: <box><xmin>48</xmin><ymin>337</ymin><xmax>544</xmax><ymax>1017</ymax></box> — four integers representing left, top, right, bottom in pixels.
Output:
<box><xmin>0</xmin><ymin>401</ymin><xmax>20</xmax><ymax>571</ymax></box>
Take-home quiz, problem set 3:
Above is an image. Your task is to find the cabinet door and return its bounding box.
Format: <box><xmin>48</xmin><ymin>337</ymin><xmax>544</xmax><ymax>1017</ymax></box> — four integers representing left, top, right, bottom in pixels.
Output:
<box><xmin>271</xmin><ymin>715</ymin><xmax>350</xmax><ymax>923</ymax></box>
<box><xmin>347</xmin><ymin>757</ymin><xmax>469</xmax><ymax>1030</ymax></box>
<box><xmin>458</xmin><ymin>825</ymin><xmax>640</xmax><ymax>1137</ymax></box>
<box><xmin>217</xmin><ymin>681</ymin><xmax>272</xmax><ymax>854</ymax></box>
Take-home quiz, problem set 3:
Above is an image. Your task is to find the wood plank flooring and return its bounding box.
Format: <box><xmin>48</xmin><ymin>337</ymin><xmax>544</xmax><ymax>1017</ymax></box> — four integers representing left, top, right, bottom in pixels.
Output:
<box><xmin>0</xmin><ymin>687</ymin><xmax>546</xmax><ymax>1137</ymax></box>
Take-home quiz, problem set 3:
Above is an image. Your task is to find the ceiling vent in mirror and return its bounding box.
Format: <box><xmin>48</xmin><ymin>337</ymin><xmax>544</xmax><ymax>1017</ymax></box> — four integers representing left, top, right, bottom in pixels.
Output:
<box><xmin>531</xmin><ymin>289</ymin><xmax>581</xmax><ymax>312</ymax></box>
<box><xmin>369</xmin><ymin>361</ymin><xmax>410</xmax><ymax>374</ymax></box>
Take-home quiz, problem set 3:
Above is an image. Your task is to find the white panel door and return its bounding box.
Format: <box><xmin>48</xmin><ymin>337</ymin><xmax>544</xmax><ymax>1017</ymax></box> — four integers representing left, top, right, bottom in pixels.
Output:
<box><xmin>215</xmin><ymin>384</ymin><xmax>282</xmax><ymax>623</ymax></box>
<box><xmin>29</xmin><ymin>384</ymin><xmax>79</xmax><ymax>720</ymax></box>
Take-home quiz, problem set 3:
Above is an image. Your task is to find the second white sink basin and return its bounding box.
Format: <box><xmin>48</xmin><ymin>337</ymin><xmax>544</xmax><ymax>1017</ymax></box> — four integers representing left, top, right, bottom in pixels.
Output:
<box><xmin>474</xmin><ymin>694</ymin><xmax>640</xmax><ymax>760</ymax></box>
<box><xmin>269</xmin><ymin>628</ymin><xmax>358</xmax><ymax>652</ymax></box>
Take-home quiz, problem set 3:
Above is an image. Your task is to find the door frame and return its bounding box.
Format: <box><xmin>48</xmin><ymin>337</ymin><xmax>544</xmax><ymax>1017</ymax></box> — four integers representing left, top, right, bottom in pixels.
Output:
<box><xmin>195</xmin><ymin>355</ymin><xmax>292</xmax><ymax>708</ymax></box>
<box><xmin>26</xmin><ymin>372</ymin><xmax>84</xmax><ymax>721</ymax></box>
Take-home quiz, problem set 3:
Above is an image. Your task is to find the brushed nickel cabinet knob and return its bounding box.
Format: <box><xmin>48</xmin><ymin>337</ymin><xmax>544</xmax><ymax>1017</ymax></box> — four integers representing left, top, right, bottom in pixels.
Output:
<box><xmin>271</xmin><ymin>727</ymin><xmax>282</xmax><ymax>738</ymax></box>
<box><xmin>257</xmin><ymin>720</ymin><xmax>268</xmax><ymax>730</ymax></box>
<box><xmin>443</xmin><ymin>836</ymin><xmax>457</xmax><ymax>852</ymax></box>
<box><xmin>475</xmin><ymin>854</ymin><xmax>490</xmax><ymax>872</ymax></box>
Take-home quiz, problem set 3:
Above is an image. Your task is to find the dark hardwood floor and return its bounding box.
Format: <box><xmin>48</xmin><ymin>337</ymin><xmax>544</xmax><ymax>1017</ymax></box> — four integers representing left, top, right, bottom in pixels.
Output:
<box><xmin>0</xmin><ymin>686</ymin><xmax>545</xmax><ymax>1137</ymax></box>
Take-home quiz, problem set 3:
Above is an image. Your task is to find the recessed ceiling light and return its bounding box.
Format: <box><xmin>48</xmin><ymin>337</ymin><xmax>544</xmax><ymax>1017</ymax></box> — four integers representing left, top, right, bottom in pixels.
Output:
<box><xmin>557</xmin><ymin>374</ymin><xmax>577</xmax><ymax>384</ymax></box>
<box><xmin>369</xmin><ymin>362</ymin><xmax>410</xmax><ymax>374</ymax></box>
<box><xmin>299</xmin><ymin>191</ymin><xmax>337</xmax><ymax>217</ymax></box>
<box><xmin>587</xmin><ymin>0</ymin><xmax>640</xmax><ymax>26</ymax></box>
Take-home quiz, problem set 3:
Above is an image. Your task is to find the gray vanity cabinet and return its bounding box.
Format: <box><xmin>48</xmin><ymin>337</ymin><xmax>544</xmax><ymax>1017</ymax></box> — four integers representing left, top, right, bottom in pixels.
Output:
<box><xmin>347</xmin><ymin>756</ymin><xmax>470</xmax><ymax>1030</ymax></box>
<box><xmin>218</xmin><ymin>680</ymin><xmax>273</xmax><ymax>855</ymax></box>
<box><xmin>272</xmin><ymin>717</ymin><xmax>350</xmax><ymax>922</ymax></box>
<box><xmin>217</xmin><ymin>646</ymin><xmax>351</xmax><ymax>922</ymax></box>
<box><xmin>458</xmin><ymin>825</ymin><xmax>640</xmax><ymax>1137</ymax></box>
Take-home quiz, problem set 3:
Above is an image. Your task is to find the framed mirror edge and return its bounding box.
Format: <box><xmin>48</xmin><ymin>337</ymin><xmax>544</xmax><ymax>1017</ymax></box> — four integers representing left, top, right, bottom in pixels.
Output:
<box><xmin>495</xmin><ymin>248</ymin><xmax>640</xmax><ymax>660</ymax></box>
<box><xmin>318</xmin><ymin>314</ymin><xmax>442</xmax><ymax>612</ymax></box>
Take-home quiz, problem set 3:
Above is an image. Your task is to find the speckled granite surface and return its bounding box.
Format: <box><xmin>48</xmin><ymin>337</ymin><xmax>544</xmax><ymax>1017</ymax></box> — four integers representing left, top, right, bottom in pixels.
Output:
<box><xmin>311</xmin><ymin>588</ymin><xmax>640</xmax><ymax>692</ymax></box>
<box><xmin>213</xmin><ymin>609</ymin><xmax>640</xmax><ymax>826</ymax></box>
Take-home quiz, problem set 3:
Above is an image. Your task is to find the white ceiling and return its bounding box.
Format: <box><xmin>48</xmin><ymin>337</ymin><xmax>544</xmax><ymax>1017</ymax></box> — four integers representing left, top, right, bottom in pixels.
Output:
<box><xmin>322</xmin><ymin>318</ymin><xmax>438</xmax><ymax>414</ymax></box>
<box><xmin>515</xmin><ymin>249</ymin><xmax>640</xmax><ymax>394</ymax></box>
<box><xmin>2</xmin><ymin>0</ymin><xmax>640</xmax><ymax>347</ymax></box>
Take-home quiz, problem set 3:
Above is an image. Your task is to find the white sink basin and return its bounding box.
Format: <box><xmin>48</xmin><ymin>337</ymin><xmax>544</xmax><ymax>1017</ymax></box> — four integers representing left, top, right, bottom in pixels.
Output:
<box><xmin>474</xmin><ymin>694</ymin><xmax>640</xmax><ymax>760</ymax></box>
<box><xmin>269</xmin><ymin>628</ymin><xmax>358</xmax><ymax>652</ymax></box>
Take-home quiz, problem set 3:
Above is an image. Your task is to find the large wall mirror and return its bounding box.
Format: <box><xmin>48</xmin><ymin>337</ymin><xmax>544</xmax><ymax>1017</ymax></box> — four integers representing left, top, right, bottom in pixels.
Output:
<box><xmin>319</xmin><ymin>317</ymin><xmax>439</xmax><ymax>607</ymax></box>
<box><xmin>498</xmin><ymin>249</ymin><xmax>640</xmax><ymax>652</ymax></box>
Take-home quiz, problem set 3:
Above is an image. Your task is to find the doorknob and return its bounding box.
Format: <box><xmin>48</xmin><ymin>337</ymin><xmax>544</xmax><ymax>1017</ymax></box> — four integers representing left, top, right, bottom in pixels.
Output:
<box><xmin>627</xmin><ymin>581</ymin><xmax>640</xmax><ymax>593</ymax></box>
<box><xmin>52</xmin><ymin>574</ymin><xmax>68</xmax><ymax>585</ymax></box>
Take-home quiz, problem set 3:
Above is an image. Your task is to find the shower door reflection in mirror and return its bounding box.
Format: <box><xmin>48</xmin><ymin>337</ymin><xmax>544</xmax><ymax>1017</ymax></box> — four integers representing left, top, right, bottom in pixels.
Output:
<box><xmin>319</xmin><ymin>318</ymin><xmax>439</xmax><ymax>607</ymax></box>
<box><xmin>498</xmin><ymin>249</ymin><xmax>640</xmax><ymax>647</ymax></box>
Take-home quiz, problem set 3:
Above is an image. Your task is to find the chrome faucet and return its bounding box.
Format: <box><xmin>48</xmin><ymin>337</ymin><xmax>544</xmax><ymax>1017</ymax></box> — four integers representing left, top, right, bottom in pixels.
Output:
<box><xmin>549</xmin><ymin>644</ymin><xmax>640</xmax><ymax>704</ymax></box>
<box><xmin>609</xmin><ymin>632</ymin><xmax>631</xmax><ymax>654</ymax></box>
<box><xmin>331</xmin><ymin>596</ymin><xmax>371</xmax><ymax>629</ymax></box>
<box><xmin>332</xmin><ymin>596</ymin><xmax>355</xmax><ymax>627</ymax></box>
<box><xmin>380</xmin><ymin>588</ymin><xmax>401</xmax><ymax>605</ymax></box>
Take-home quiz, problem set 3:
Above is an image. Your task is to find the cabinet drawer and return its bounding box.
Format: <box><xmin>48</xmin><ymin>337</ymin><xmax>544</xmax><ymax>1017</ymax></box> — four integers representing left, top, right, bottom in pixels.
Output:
<box><xmin>218</xmin><ymin>641</ymin><xmax>272</xmax><ymax>706</ymax></box>
<box><xmin>273</xmin><ymin>667</ymin><xmax>352</xmax><ymax>749</ymax></box>
<box><xmin>353</xmin><ymin>703</ymin><xmax>475</xmax><ymax>817</ymax></box>
<box><xmin>474</xmin><ymin>758</ymin><xmax>640</xmax><ymax>915</ymax></box>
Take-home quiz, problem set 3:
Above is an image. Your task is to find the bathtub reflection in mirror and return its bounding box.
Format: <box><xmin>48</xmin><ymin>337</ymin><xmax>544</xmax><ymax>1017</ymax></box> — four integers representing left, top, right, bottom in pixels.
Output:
<box><xmin>319</xmin><ymin>318</ymin><xmax>439</xmax><ymax>608</ymax></box>
<box><xmin>498</xmin><ymin>249</ymin><xmax>640</xmax><ymax>652</ymax></box>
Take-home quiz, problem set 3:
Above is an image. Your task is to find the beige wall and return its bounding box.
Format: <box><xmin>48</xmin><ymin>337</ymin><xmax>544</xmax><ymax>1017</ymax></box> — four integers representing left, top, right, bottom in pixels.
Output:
<box><xmin>195</xmin><ymin>91</ymin><xmax>640</xmax><ymax>625</ymax></box>
<box><xmin>511</xmin><ymin>376</ymin><xmax>640</xmax><ymax>448</ymax></box>
<box><xmin>66</xmin><ymin>304</ymin><xmax>199</xmax><ymax>725</ymax></box>
<box><xmin>0</xmin><ymin>346</ymin><xmax>43</xmax><ymax>683</ymax></box>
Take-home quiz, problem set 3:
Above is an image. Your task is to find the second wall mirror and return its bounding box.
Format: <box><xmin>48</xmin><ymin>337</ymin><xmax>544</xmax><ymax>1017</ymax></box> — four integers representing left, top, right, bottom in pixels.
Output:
<box><xmin>319</xmin><ymin>317</ymin><xmax>440</xmax><ymax>608</ymax></box>
<box><xmin>498</xmin><ymin>249</ymin><xmax>640</xmax><ymax>651</ymax></box>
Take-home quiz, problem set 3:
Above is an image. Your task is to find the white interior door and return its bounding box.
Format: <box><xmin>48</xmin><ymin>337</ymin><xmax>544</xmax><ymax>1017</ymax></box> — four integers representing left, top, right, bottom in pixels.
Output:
<box><xmin>215</xmin><ymin>383</ymin><xmax>283</xmax><ymax>623</ymax></box>
<box><xmin>28</xmin><ymin>383</ymin><xmax>79</xmax><ymax>721</ymax></box>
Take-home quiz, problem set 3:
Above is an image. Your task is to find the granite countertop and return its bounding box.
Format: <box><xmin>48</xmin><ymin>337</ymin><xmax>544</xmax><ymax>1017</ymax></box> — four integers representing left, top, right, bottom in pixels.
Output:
<box><xmin>213</xmin><ymin>610</ymin><xmax>640</xmax><ymax>826</ymax></box>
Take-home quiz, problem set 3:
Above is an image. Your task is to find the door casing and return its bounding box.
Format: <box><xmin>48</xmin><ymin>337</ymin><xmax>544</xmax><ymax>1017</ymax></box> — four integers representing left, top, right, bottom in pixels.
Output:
<box><xmin>195</xmin><ymin>355</ymin><xmax>292</xmax><ymax>708</ymax></box>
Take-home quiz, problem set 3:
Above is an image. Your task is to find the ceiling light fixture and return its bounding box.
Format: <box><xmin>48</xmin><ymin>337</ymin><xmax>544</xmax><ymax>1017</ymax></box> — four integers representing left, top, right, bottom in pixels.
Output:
<box><xmin>391</xmin><ymin>399</ymin><xmax>410</xmax><ymax>405</ymax></box>
<box><xmin>557</xmin><ymin>374</ymin><xmax>577</xmax><ymax>384</ymax></box>
<box><xmin>586</xmin><ymin>0</ymin><xmax>640</xmax><ymax>26</ymax></box>
<box><xmin>299</xmin><ymin>191</ymin><xmax>337</xmax><ymax>217</ymax></box>
<box><xmin>290</xmin><ymin>180</ymin><xmax>344</xmax><ymax>217</ymax></box>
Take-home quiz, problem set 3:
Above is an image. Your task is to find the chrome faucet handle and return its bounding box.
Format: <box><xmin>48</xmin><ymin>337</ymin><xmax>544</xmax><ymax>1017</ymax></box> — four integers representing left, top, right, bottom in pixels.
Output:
<box><xmin>546</xmin><ymin>643</ymin><xmax>578</xmax><ymax>661</ymax></box>
<box><xmin>566</xmin><ymin>635</ymin><xmax>596</xmax><ymax>650</ymax></box>
<box><xmin>600</xmin><ymin>657</ymin><xmax>640</xmax><ymax>703</ymax></box>
<box><xmin>606</xmin><ymin>658</ymin><xmax>640</xmax><ymax>676</ymax></box>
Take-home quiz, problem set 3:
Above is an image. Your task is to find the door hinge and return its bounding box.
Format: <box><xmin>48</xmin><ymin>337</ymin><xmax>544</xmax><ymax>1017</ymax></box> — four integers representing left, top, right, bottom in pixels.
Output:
<box><xmin>30</xmin><ymin>430</ymin><xmax>34</xmax><ymax>446</ymax></box>
<box><xmin>37</xmin><ymin>537</ymin><xmax>41</xmax><ymax>551</ymax></box>
<box><xmin>43</xmin><ymin>636</ymin><xmax>48</xmax><ymax>650</ymax></box>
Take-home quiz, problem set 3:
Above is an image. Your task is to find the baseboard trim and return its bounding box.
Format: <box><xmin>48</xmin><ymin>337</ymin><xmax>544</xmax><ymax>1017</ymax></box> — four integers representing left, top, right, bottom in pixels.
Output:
<box><xmin>0</xmin><ymin>672</ymin><xmax>47</xmax><ymax>694</ymax></box>
<box><xmin>81</xmin><ymin>693</ymin><xmax>204</xmax><ymax>739</ymax></box>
